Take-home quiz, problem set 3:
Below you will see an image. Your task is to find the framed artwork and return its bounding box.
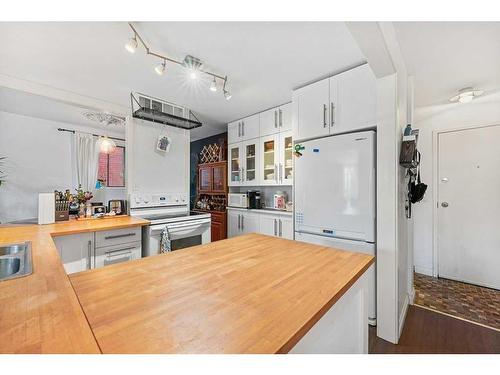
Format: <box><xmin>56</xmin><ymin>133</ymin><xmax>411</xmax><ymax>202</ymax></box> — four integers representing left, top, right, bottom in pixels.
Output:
<box><xmin>156</xmin><ymin>135</ymin><xmax>171</xmax><ymax>153</ymax></box>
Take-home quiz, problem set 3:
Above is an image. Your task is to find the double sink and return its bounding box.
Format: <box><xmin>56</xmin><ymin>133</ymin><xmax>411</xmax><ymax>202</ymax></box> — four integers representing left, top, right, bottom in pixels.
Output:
<box><xmin>0</xmin><ymin>242</ymin><xmax>32</xmax><ymax>281</ymax></box>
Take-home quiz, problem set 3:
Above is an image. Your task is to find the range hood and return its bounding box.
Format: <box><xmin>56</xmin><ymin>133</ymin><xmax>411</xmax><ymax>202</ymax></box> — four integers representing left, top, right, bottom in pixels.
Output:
<box><xmin>130</xmin><ymin>92</ymin><xmax>202</xmax><ymax>130</ymax></box>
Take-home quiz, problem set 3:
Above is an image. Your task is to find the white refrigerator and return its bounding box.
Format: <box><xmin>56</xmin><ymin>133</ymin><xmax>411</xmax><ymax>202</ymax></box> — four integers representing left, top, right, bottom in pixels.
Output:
<box><xmin>294</xmin><ymin>130</ymin><xmax>376</xmax><ymax>324</ymax></box>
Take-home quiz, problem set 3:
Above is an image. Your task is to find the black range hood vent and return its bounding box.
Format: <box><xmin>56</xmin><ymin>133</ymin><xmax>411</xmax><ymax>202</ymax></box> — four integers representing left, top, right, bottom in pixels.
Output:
<box><xmin>130</xmin><ymin>92</ymin><xmax>202</xmax><ymax>130</ymax></box>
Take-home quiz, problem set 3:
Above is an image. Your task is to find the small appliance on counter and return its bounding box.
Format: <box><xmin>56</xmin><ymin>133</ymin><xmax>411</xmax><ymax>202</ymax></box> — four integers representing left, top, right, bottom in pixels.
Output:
<box><xmin>228</xmin><ymin>193</ymin><xmax>249</xmax><ymax>208</ymax></box>
<box><xmin>108</xmin><ymin>200</ymin><xmax>126</xmax><ymax>215</ymax></box>
<box><xmin>247</xmin><ymin>190</ymin><xmax>261</xmax><ymax>209</ymax></box>
<box><xmin>228</xmin><ymin>191</ymin><xmax>261</xmax><ymax>209</ymax></box>
<box><xmin>273</xmin><ymin>191</ymin><xmax>287</xmax><ymax>210</ymax></box>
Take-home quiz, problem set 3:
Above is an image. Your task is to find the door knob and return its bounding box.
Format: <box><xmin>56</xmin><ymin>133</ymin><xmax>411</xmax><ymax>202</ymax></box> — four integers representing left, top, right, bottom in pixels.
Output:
<box><xmin>441</xmin><ymin>202</ymin><xmax>449</xmax><ymax>208</ymax></box>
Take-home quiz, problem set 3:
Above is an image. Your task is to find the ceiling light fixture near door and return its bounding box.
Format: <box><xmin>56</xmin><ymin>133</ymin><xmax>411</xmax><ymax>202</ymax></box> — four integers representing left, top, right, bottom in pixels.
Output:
<box><xmin>125</xmin><ymin>23</ymin><xmax>232</xmax><ymax>99</ymax></box>
<box><xmin>449</xmin><ymin>87</ymin><xmax>484</xmax><ymax>104</ymax></box>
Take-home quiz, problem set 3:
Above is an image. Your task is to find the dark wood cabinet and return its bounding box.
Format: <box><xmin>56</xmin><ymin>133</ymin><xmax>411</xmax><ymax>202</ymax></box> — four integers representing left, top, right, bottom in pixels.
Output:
<box><xmin>198</xmin><ymin>162</ymin><xmax>227</xmax><ymax>194</ymax></box>
<box><xmin>210</xmin><ymin>211</ymin><xmax>227</xmax><ymax>242</ymax></box>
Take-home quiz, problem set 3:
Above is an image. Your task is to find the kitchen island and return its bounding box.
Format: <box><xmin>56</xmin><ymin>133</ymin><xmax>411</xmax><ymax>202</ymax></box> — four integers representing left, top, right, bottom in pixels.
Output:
<box><xmin>71</xmin><ymin>233</ymin><xmax>374</xmax><ymax>354</ymax></box>
<box><xmin>1</xmin><ymin>222</ymin><xmax>373</xmax><ymax>354</ymax></box>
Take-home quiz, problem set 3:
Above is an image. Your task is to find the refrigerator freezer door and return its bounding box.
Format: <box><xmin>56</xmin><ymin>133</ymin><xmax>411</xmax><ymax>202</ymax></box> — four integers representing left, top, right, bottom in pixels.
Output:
<box><xmin>295</xmin><ymin>231</ymin><xmax>376</xmax><ymax>324</ymax></box>
<box><xmin>294</xmin><ymin>130</ymin><xmax>376</xmax><ymax>242</ymax></box>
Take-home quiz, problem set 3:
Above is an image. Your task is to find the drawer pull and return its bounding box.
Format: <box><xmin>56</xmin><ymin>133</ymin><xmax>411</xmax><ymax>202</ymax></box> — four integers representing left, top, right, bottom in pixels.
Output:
<box><xmin>104</xmin><ymin>233</ymin><xmax>136</xmax><ymax>240</ymax></box>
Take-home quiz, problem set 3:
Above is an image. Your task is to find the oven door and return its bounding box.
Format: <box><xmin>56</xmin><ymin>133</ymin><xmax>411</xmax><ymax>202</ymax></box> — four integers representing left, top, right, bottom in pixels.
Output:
<box><xmin>148</xmin><ymin>218</ymin><xmax>211</xmax><ymax>256</ymax></box>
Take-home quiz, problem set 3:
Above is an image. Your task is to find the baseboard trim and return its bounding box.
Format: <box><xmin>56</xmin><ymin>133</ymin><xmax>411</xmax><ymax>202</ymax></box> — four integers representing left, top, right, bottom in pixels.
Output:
<box><xmin>414</xmin><ymin>266</ymin><xmax>433</xmax><ymax>276</ymax></box>
<box><xmin>398</xmin><ymin>294</ymin><xmax>410</xmax><ymax>339</ymax></box>
<box><xmin>413</xmin><ymin>304</ymin><xmax>500</xmax><ymax>333</ymax></box>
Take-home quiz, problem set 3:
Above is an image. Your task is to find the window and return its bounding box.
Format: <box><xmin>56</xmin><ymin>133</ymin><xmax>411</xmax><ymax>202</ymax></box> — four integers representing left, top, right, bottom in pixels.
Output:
<box><xmin>97</xmin><ymin>146</ymin><xmax>125</xmax><ymax>187</ymax></box>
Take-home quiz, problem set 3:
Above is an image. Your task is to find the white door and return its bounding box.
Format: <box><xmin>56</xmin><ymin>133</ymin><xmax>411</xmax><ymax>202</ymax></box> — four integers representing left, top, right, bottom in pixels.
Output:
<box><xmin>279</xmin><ymin>216</ymin><xmax>294</xmax><ymax>240</ymax></box>
<box><xmin>259</xmin><ymin>214</ymin><xmax>279</xmax><ymax>237</ymax></box>
<box><xmin>333</xmin><ymin>64</ymin><xmax>377</xmax><ymax>135</ymax></box>
<box><xmin>241</xmin><ymin>139</ymin><xmax>260</xmax><ymax>186</ymax></box>
<box><xmin>278</xmin><ymin>103</ymin><xmax>292</xmax><ymax>132</ymax></box>
<box><xmin>228</xmin><ymin>143</ymin><xmax>242</xmax><ymax>186</ymax></box>
<box><xmin>438</xmin><ymin>125</ymin><xmax>500</xmax><ymax>289</ymax></box>
<box><xmin>260</xmin><ymin>134</ymin><xmax>279</xmax><ymax>185</ymax></box>
<box><xmin>240</xmin><ymin>114</ymin><xmax>260</xmax><ymax>141</ymax></box>
<box><xmin>294</xmin><ymin>131</ymin><xmax>376</xmax><ymax>242</ymax></box>
<box><xmin>241</xmin><ymin>212</ymin><xmax>259</xmax><ymax>234</ymax></box>
<box><xmin>260</xmin><ymin>107</ymin><xmax>280</xmax><ymax>136</ymax></box>
<box><xmin>227</xmin><ymin>210</ymin><xmax>241</xmax><ymax>238</ymax></box>
<box><xmin>279</xmin><ymin>131</ymin><xmax>293</xmax><ymax>186</ymax></box>
<box><xmin>227</xmin><ymin>121</ymin><xmax>241</xmax><ymax>144</ymax></box>
<box><xmin>292</xmin><ymin>77</ymin><xmax>330</xmax><ymax>141</ymax></box>
<box><xmin>54</xmin><ymin>232</ymin><xmax>94</xmax><ymax>274</ymax></box>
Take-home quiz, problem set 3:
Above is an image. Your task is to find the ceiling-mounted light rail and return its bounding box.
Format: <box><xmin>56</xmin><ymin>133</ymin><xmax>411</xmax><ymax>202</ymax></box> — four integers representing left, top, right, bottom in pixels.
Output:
<box><xmin>126</xmin><ymin>22</ymin><xmax>231</xmax><ymax>100</ymax></box>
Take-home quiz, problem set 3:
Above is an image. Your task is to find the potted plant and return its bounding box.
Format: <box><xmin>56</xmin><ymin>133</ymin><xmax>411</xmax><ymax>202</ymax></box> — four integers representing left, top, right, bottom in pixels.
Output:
<box><xmin>74</xmin><ymin>185</ymin><xmax>93</xmax><ymax>217</ymax></box>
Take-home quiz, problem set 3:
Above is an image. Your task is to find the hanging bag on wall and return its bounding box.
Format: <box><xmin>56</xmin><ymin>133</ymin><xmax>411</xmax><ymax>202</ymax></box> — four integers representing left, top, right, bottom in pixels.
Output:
<box><xmin>409</xmin><ymin>152</ymin><xmax>427</xmax><ymax>203</ymax></box>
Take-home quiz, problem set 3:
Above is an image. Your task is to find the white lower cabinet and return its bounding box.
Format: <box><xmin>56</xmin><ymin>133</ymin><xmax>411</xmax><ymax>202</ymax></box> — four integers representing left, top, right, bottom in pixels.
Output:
<box><xmin>54</xmin><ymin>232</ymin><xmax>94</xmax><ymax>274</ymax></box>
<box><xmin>228</xmin><ymin>209</ymin><xmax>293</xmax><ymax>240</ymax></box>
<box><xmin>54</xmin><ymin>228</ymin><xmax>142</xmax><ymax>274</ymax></box>
<box><xmin>259</xmin><ymin>213</ymin><xmax>293</xmax><ymax>240</ymax></box>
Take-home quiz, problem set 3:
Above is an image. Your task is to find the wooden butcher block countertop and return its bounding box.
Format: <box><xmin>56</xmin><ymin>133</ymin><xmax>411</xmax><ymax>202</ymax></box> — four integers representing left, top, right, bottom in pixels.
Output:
<box><xmin>70</xmin><ymin>233</ymin><xmax>374</xmax><ymax>354</ymax></box>
<box><xmin>0</xmin><ymin>216</ymin><xmax>149</xmax><ymax>353</ymax></box>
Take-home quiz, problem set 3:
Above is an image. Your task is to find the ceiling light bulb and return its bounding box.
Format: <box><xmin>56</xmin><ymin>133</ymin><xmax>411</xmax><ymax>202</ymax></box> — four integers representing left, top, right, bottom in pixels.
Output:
<box><xmin>189</xmin><ymin>70</ymin><xmax>198</xmax><ymax>80</ymax></box>
<box><xmin>224</xmin><ymin>89</ymin><xmax>232</xmax><ymax>100</ymax></box>
<box><xmin>155</xmin><ymin>60</ymin><xmax>166</xmax><ymax>76</ymax></box>
<box><xmin>458</xmin><ymin>94</ymin><xmax>474</xmax><ymax>103</ymax></box>
<box><xmin>97</xmin><ymin>136</ymin><xmax>117</xmax><ymax>154</ymax></box>
<box><xmin>210</xmin><ymin>78</ymin><xmax>217</xmax><ymax>92</ymax></box>
<box><xmin>125</xmin><ymin>35</ymin><xmax>138</xmax><ymax>54</ymax></box>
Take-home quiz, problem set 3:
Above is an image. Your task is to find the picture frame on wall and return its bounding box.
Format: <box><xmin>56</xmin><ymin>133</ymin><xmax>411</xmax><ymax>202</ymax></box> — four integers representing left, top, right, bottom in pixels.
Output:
<box><xmin>156</xmin><ymin>135</ymin><xmax>171</xmax><ymax>153</ymax></box>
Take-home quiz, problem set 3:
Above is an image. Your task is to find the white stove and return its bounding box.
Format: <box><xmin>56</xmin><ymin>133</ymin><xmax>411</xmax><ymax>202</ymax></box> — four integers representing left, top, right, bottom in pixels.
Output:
<box><xmin>129</xmin><ymin>192</ymin><xmax>211</xmax><ymax>257</ymax></box>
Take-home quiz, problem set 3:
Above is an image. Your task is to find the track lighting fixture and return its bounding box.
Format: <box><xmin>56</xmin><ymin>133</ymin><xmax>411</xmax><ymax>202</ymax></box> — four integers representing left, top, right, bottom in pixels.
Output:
<box><xmin>449</xmin><ymin>87</ymin><xmax>484</xmax><ymax>104</ymax></box>
<box><xmin>126</xmin><ymin>22</ymin><xmax>232</xmax><ymax>100</ymax></box>
<box><xmin>210</xmin><ymin>77</ymin><xmax>217</xmax><ymax>92</ymax></box>
<box><xmin>155</xmin><ymin>59</ymin><xmax>166</xmax><ymax>76</ymax></box>
<box><xmin>125</xmin><ymin>34</ymin><xmax>138</xmax><ymax>54</ymax></box>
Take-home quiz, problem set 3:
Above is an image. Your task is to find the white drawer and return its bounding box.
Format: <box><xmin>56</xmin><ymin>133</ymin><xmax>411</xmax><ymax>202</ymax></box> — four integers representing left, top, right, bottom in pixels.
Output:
<box><xmin>95</xmin><ymin>227</ymin><xmax>142</xmax><ymax>248</ymax></box>
<box><xmin>94</xmin><ymin>241</ymin><xmax>142</xmax><ymax>269</ymax></box>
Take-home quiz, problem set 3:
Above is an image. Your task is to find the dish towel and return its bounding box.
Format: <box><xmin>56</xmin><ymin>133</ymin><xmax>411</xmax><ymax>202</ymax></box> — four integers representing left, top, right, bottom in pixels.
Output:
<box><xmin>160</xmin><ymin>226</ymin><xmax>171</xmax><ymax>253</ymax></box>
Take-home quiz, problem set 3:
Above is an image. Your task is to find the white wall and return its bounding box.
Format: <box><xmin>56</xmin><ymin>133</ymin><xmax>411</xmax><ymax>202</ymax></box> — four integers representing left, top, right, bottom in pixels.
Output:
<box><xmin>0</xmin><ymin>110</ymin><xmax>125</xmax><ymax>223</ymax></box>
<box><xmin>413</xmin><ymin>93</ymin><xmax>500</xmax><ymax>276</ymax></box>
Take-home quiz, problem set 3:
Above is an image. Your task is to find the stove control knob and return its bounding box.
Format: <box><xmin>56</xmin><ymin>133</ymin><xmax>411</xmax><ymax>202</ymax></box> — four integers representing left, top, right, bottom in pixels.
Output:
<box><xmin>135</xmin><ymin>197</ymin><xmax>142</xmax><ymax>204</ymax></box>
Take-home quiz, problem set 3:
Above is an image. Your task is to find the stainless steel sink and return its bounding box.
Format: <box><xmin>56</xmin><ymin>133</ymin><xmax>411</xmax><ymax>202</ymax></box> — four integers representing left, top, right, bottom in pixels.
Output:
<box><xmin>0</xmin><ymin>242</ymin><xmax>32</xmax><ymax>281</ymax></box>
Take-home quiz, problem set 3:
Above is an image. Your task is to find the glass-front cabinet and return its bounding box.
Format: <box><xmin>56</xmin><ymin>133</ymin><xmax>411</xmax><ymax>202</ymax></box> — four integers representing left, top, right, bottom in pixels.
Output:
<box><xmin>260</xmin><ymin>134</ymin><xmax>279</xmax><ymax>185</ymax></box>
<box><xmin>279</xmin><ymin>131</ymin><xmax>293</xmax><ymax>186</ymax></box>
<box><xmin>229</xmin><ymin>144</ymin><xmax>242</xmax><ymax>185</ymax></box>
<box><xmin>242</xmin><ymin>139</ymin><xmax>260</xmax><ymax>186</ymax></box>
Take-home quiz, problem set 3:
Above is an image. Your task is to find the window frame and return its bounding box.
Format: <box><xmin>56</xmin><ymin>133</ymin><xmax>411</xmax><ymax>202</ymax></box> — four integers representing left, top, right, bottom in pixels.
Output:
<box><xmin>99</xmin><ymin>145</ymin><xmax>126</xmax><ymax>188</ymax></box>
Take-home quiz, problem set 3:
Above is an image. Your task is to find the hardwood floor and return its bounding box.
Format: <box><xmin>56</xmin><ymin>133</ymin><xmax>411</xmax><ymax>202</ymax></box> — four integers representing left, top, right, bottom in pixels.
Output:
<box><xmin>369</xmin><ymin>305</ymin><xmax>500</xmax><ymax>354</ymax></box>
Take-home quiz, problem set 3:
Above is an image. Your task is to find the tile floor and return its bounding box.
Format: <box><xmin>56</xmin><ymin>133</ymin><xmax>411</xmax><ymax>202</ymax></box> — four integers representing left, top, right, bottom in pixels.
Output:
<box><xmin>414</xmin><ymin>273</ymin><xmax>500</xmax><ymax>330</ymax></box>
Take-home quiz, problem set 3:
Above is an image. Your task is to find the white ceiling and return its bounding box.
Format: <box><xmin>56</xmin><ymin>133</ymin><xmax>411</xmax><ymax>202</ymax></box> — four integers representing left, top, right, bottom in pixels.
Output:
<box><xmin>393</xmin><ymin>22</ymin><xmax>500</xmax><ymax>107</ymax></box>
<box><xmin>0</xmin><ymin>22</ymin><xmax>366</xmax><ymax>140</ymax></box>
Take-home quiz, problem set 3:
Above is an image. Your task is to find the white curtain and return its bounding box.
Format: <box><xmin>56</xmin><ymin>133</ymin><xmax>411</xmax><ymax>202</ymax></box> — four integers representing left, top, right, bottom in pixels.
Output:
<box><xmin>75</xmin><ymin>132</ymin><xmax>100</xmax><ymax>192</ymax></box>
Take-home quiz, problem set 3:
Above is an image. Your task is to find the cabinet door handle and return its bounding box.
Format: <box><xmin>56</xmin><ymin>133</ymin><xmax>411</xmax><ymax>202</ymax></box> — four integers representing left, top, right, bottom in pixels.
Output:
<box><xmin>237</xmin><ymin>214</ymin><xmax>241</xmax><ymax>230</ymax></box>
<box><xmin>242</xmin><ymin>121</ymin><xmax>245</xmax><ymax>137</ymax></box>
<box><xmin>104</xmin><ymin>232</ymin><xmax>136</xmax><ymax>240</ymax></box>
<box><xmin>279</xmin><ymin>109</ymin><xmax>283</xmax><ymax>127</ymax></box>
<box><xmin>274</xmin><ymin>219</ymin><xmax>277</xmax><ymax>236</ymax></box>
<box><xmin>274</xmin><ymin>110</ymin><xmax>278</xmax><ymax>128</ymax></box>
<box><xmin>239</xmin><ymin>168</ymin><xmax>242</xmax><ymax>182</ymax></box>
<box><xmin>279</xmin><ymin>163</ymin><xmax>283</xmax><ymax>183</ymax></box>
<box><xmin>238</xmin><ymin>122</ymin><xmax>241</xmax><ymax>137</ymax></box>
<box><xmin>241</xmin><ymin>215</ymin><xmax>244</xmax><ymax>230</ymax></box>
<box><xmin>323</xmin><ymin>104</ymin><xmax>327</xmax><ymax>127</ymax></box>
<box><xmin>242</xmin><ymin>167</ymin><xmax>245</xmax><ymax>182</ymax></box>
<box><xmin>331</xmin><ymin>103</ymin><xmax>335</xmax><ymax>126</ymax></box>
<box><xmin>87</xmin><ymin>240</ymin><xmax>92</xmax><ymax>269</ymax></box>
<box><xmin>279</xmin><ymin>219</ymin><xmax>282</xmax><ymax>237</ymax></box>
<box><xmin>274</xmin><ymin>164</ymin><xmax>278</xmax><ymax>183</ymax></box>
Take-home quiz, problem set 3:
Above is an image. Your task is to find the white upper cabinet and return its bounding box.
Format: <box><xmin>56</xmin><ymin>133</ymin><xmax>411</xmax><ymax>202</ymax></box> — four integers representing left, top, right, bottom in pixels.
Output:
<box><xmin>259</xmin><ymin>107</ymin><xmax>280</xmax><ymax>136</ymax></box>
<box><xmin>292</xmin><ymin>78</ymin><xmax>330</xmax><ymax>141</ymax></box>
<box><xmin>240</xmin><ymin>113</ymin><xmax>259</xmax><ymax>141</ymax></box>
<box><xmin>228</xmin><ymin>121</ymin><xmax>240</xmax><ymax>144</ymax></box>
<box><xmin>278</xmin><ymin>102</ymin><xmax>292</xmax><ymax>132</ymax></box>
<box><xmin>228</xmin><ymin>114</ymin><xmax>259</xmax><ymax>144</ymax></box>
<box><xmin>279</xmin><ymin>131</ymin><xmax>293</xmax><ymax>186</ymax></box>
<box><xmin>260</xmin><ymin>103</ymin><xmax>291</xmax><ymax>136</ymax></box>
<box><xmin>293</xmin><ymin>64</ymin><xmax>376</xmax><ymax>141</ymax></box>
<box><xmin>241</xmin><ymin>139</ymin><xmax>260</xmax><ymax>186</ymax></box>
<box><xmin>228</xmin><ymin>143</ymin><xmax>243</xmax><ymax>186</ymax></box>
<box><xmin>260</xmin><ymin>134</ymin><xmax>280</xmax><ymax>185</ymax></box>
<box><xmin>332</xmin><ymin>64</ymin><xmax>377</xmax><ymax>135</ymax></box>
